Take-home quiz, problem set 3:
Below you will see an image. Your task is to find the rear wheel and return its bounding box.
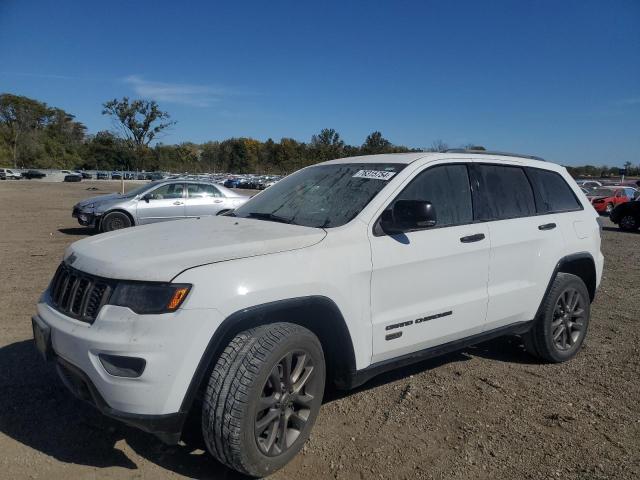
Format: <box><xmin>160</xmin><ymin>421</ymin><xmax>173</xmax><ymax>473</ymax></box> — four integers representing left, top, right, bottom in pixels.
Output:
<box><xmin>524</xmin><ymin>273</ymin><xmax>590</xmax><ymax>363</ymax></box>
<box><xmin>619</xmin><ymin>214</ymin><xmax>639</xmax><ymax>231</ymax></box>
<box><xmin>100</xmin><ymin>211</ymin><xmax>132</xmax><ymax>232</ymax></box>
<box><xmin>202</xmin><ymin>323</ymin><xmax>325</xmax><ymax>477</ymax></box>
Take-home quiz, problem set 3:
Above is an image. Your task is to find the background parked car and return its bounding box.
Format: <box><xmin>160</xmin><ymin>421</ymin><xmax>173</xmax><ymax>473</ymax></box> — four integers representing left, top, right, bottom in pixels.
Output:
<box><xmin>63</xmin><ymin>174</ymin><xmax>82</xmax><ymax>182</ymax></box>
<box><xmin>72</xmin><ymin>179</ymin><xmax>250</xmax><ymax>232</ymax></box>
<box><xmin>610</xmin><ymin>197</ymin><xmax>640</xmax><ymax>231</ymax></box>
<box><xmin>0</xmin><ymin>168</ymin><xmax>22</xmax><ymax>179</ymax></box>
<box><xmin>96</xmin><ymin>171</ymin><xmax>109</xmax><ymax>180</ymax></box>
<box><xmin>576</xmin><ymin>179</ymin><xmax>602</xmax><ymax>190</ymax></box>
<box><xmin>74</xmin><ymin>170</ymin><xmax>92</xmax><ymax>179</ymax></box>
<box><xmin>22</xmin><ymin>169</ymin><xmax>47</xmax><ymax>179</ymax></box>
<box><xmin>111</xmin><ymin>171</ymin><xmax>123</xmax><ymax>180</ymax></box>
<box><xmin>587</xmin><ymin>186</ymin><xmax>637</xmax><ymax>214</ymax></box>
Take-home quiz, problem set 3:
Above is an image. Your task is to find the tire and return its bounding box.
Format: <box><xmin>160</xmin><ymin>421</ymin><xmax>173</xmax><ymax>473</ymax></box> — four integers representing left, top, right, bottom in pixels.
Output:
<box><xmin>618</xmin><ymin>214</ymin><xmax>639</xmax><ymax>231</ymax></box>
<box><xmin>605</xmin><ymin>203</ymin><xmax>614</xmax><ymax>215</ymax></box>
<box><xmin>202</xmin><ymin>323</ymin><xmax>325</xmax><ymax>477</ymax></box>
<box><xmin>100</xmin><ymin>211</ymin><xmax>132</xmax><ymax>232</ymax></box>
<box><xmin>524</xmin><ymin>273</ymin><xmax>590</xmax><ymax>363</ymax></box>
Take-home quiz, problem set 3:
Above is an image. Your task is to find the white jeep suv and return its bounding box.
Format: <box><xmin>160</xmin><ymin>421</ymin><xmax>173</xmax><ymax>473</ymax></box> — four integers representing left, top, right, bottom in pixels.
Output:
<box><xmin>32</xmin><ymin>151</ymin><xmax>603</xmax><ymax>477</ymax></box>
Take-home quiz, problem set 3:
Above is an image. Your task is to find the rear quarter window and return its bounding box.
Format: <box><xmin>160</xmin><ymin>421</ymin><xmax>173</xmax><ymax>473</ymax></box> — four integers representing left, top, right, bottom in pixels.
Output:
<box><xmin>526</xmin><ymin>168</ymin><xmax>582</xmax><ymax>213</ymax></box>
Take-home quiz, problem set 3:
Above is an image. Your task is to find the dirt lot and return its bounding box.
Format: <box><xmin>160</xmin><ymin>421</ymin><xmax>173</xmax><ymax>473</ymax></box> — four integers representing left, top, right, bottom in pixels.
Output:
<box><xmin>0</xmin><ymin>180</ymin><xmax>638</xmax><ymax>480</ymax></box>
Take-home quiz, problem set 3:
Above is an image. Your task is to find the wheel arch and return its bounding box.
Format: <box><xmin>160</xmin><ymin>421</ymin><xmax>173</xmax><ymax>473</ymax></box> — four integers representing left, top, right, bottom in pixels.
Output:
<box><xmin>178</xmin><ymin>296</ymin><xmax>357</xmax><ymax>417</ymax></box>
<box><xmin>540</xmin><ymin>253</ymin><xmax>597</xmax><ymax>310</ymax></box>
<box><xmin>100</xmin><ymin>209</ymin><xmax>135</xmax><ymax>230</ymax></box>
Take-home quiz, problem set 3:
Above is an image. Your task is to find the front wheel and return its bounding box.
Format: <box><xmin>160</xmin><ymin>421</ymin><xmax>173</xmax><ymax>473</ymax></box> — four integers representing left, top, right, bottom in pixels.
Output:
<box><xmin>100</xmin><ymin>211</ymin><xmax>132</xmax><ymax>232</ymax></box>
<box><xmin>524</xmin><ymin>273</ymin><xmax>590</xmax><ymax>363</ymax></box>
<box><xmin>202</xmin><ymin>323</ymin><xmax>325</xmax><ymax>477</ymax></box>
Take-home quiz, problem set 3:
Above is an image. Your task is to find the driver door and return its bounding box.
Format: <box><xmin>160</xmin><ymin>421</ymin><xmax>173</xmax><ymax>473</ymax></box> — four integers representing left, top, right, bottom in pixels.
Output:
<box><xmin>136</xmin><ymin>183</ymin><xmax>186</xmax><ymax>224</ymax></box>
<box><xmin>369</xmin><ymin>163</ymin><xmax>490</xmax><ymax>363</ymax></box>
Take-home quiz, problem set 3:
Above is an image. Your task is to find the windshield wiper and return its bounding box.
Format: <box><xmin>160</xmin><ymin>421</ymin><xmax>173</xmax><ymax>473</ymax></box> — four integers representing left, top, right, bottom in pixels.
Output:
<box><xmin>244</xmin><ymin>212</ymin><xmax>294</xmax><ymax>224</ymax></box>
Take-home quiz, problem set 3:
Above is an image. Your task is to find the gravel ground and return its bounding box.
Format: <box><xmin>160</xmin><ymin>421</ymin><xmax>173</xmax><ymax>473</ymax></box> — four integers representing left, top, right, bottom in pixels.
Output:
<box><xmin>0</xmin><ymin>180</ymin><xmax>638</xmax><ymax>479</ymax></box>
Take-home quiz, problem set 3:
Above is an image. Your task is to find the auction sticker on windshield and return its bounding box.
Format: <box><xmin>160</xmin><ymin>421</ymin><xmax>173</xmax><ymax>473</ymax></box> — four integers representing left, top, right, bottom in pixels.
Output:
<box><xmin>352</xmin><ymin>170</ymin><xmax>396</xmax><ymax>180</ymax></box>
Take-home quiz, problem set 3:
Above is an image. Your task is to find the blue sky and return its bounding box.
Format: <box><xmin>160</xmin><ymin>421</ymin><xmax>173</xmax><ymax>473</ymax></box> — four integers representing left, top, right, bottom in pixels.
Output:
<box><xmin>1</xmin><ymin>0</ymin><xmax>638</xmax><ymax>166</ymax></box>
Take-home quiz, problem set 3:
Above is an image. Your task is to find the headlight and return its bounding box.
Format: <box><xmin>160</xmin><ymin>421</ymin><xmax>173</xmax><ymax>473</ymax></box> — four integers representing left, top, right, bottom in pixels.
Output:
<box><xmin>108</xmin><ymin>282</ymin><xmax>191</xmax><ymax>314</ymax></box>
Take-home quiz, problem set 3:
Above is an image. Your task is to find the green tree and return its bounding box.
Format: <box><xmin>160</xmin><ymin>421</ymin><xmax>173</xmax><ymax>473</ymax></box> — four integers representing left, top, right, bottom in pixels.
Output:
<box><xmin>102</xmin><ymin>97</ymin><xmax>175</xmax><ymax>148</ymax></box>
<box><xmin>310</xmin><ymin>128</ymin><xmax>345</xmax><ymax>161</ymax></box>
<box><xmin>361</xmin><ymin>131</ymin><xmax>391</xmax><ymax>154</ymax></box>
<box><xmin>0</xmin><ymin>93</ymin><xmax>51</xmax><ymax>167</ymax></box>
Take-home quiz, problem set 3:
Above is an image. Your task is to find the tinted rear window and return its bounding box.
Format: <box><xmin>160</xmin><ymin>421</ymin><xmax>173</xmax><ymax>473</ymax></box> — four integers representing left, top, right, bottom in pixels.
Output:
<box><xmin>526</xmin><ymin>168</ymin><xmax>582</xmax><ymax>213</ymax></box>
<box><xmin>473</xmin><ymin>165</ymin><xmax>536</xmax><ymax>220</ymax></box>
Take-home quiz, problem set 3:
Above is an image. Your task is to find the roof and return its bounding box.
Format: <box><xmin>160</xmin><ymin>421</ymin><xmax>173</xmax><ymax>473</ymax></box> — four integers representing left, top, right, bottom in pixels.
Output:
<box><xmin>319</xmin><ymin>150</ymin><xmax>551</xmax><ymax>167</ymax></box>
<box><xmin>320</xmin><ymin>152</ymin><xmax>437</xmax><ymax>165</ymax></box>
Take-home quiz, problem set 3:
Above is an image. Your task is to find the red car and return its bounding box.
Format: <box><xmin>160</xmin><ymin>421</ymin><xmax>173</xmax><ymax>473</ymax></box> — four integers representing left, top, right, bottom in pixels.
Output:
<box><xmin>587</xmin><ymin>186</ymin><xmax>638</xmax><ymax>214</ymax></box>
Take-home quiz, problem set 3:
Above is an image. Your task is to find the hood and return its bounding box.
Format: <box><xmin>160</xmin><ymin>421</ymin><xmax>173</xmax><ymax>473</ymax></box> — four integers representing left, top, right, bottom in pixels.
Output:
<box><xmin>64</xmin><ymin>216</ymin><xmax>326</xmax><ymax>281</ymax></box>
<box><xmin>587</xmin><ymin>195</ymin><xmax>609</xmax><ymax>202</ymax></box>
<box><xmin>76</xmin><ymin>193</ymin><xmax>129</xmax><ymax>208</ymax></box>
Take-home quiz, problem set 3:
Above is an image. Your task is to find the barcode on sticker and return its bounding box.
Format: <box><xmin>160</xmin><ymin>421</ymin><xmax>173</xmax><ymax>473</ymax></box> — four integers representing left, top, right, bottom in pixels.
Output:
<box><xmin>352</xmin><ymin>170</ymin><xmax>396</xmax><ymax>180</ymax></box>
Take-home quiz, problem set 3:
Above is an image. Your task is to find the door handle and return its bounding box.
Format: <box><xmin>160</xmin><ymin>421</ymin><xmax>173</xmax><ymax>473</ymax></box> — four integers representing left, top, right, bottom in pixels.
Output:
<box><xmin>173</xmin><ymin>201</ymin><xmax>184</xmax><ymax>205</ymax></box>
<box><xmin>460</xmin><ymin>233</ymin><xmax>485</xmax><ymax>243</ymax></box>
<box><xmin>538</xmin><ymin>223</ymin><xmax>556</xmax><ymax>231</ymax></box>
<box><xmin>213</xmin><ymin>199</ymin><xmax>223</xmax><ymax>203</ymax></box>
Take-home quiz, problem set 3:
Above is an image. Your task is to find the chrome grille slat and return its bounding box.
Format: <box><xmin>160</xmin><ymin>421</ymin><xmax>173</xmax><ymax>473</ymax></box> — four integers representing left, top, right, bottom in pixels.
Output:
<box><xmin>47</xmin><ymin>263</ymin><xmax>115</xmax><ymax>324</ymax></box>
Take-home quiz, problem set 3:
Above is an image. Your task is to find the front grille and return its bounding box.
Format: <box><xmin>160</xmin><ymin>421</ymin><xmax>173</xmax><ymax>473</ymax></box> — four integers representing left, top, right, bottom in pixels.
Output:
<box><xmin>48</xmin><ymin>263</ymin><xmax>115</xmax><ymax>323</ymax></box>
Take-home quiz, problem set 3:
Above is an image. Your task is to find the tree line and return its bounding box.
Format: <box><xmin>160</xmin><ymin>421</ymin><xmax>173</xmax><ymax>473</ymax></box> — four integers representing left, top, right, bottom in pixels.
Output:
<box><xmin>1</xmin><ymin>92</ymin><xmax>637</xmax><ymax>177</ymax></box>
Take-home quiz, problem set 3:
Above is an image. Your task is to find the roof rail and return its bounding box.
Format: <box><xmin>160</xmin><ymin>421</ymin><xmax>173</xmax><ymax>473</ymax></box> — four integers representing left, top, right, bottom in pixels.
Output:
<box><xmin>443</xmin><ymin>149</ymin><xmax>545</xmax><ymax>162</ymax></box>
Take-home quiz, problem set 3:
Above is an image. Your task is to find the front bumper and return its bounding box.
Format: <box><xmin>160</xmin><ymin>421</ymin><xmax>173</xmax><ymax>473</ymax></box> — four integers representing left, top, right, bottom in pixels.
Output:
<box><xmin>72</xmin><ymin>207</ymin><xmax>99</xmax><ymax>227</ymax></box>
<box><xmin>33</xmin><ymin>299</ymin><xmax>224</xmax><ymax>444</ymax></box>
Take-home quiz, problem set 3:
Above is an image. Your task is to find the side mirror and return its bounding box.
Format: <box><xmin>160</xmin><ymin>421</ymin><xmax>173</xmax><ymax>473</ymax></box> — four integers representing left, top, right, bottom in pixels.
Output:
<box><xmin>142</xmin><ymin>193</ymin><xmax>152</xmax><ymax>203</ymax></box>
<box><xmin>381</xmin><ymin>200</ymin><xmax>437</xmax><ymax>233</ymax></box>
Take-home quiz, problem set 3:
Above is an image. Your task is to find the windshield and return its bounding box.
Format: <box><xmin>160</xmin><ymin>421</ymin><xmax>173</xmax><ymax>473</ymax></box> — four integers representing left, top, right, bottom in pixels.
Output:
<box><xmin>233</xmin><ymin>163</ymin><xmax>406</xmax><ymax>228</ymax></box>
<box><xmin>124</xmin><ymin>181</ymin><xmax>163</xmax><ymax>198</ymax></box>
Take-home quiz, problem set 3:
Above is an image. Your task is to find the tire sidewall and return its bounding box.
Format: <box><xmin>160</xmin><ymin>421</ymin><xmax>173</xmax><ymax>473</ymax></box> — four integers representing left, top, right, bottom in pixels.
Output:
<box><xmin>239</xmin><ymin>331</ymin><xmax>325</xmax><ymax>476</ymax></box>
<box><xmin>101</xmin><ymin>212</ymin><xmax>131</xmax><ymax>232</ymax></box>
<box><xmin>539</xmin><ymin>275</ymin><xmax>590</xmax><ymax>362</ymax></box>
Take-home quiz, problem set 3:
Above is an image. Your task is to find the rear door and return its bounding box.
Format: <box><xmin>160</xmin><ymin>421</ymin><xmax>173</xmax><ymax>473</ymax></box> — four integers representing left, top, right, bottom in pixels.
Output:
<box><xmin>136</xmin><ymin>183</ymin><xmax>186</xmax><ymax>224</ymax></box>
<box><xmin>184</xmin><ymin>183</ymin><xmax>227</xmax><ymax>217</ymax></box>
<box><xmin>471</xmin><ymin>163</ymin><xmax>566</xmax><ymax>330</ymax></box>
<box><xmin>369</xmin><ymin>163</ymin><xmax>490</xmax><ymax>363</ymax></box>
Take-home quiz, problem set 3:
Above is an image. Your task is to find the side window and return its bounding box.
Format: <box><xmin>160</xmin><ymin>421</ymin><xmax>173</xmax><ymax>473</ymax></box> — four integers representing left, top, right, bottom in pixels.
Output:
<box><xmin>473</xmin><ymin>165</ymin><xmax>536</xmax><ymax>220</ymax></box>
<box><xmin>187</xmin><ymin>183</ymin><xmax>222</xmax><ymax>198</ymax></box>
<box><xmin>394</xmin><ymin>164</ymin><xmax>473</xmax><ymax>227</ymax></box>
<box><xmin>148</xmin><ymin>183</ymin><xmax>184</xmax><ymax>200</ymax></box>
<box><xmin>526</xmin><ymin>168</ymin><xmax>582</xmax><ymax>214</ymax></box>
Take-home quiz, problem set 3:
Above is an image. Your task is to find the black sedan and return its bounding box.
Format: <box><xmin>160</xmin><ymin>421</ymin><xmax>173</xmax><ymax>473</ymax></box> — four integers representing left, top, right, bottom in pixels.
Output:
<box><xmin>23</xmin><ymin>170</ymin><xmax>47</xmax><ymax>179</ymax></box>
<box><xmin>610</xmin><ymin>200</ymin><xmax>640</xmax><ymax>231</ymax></box>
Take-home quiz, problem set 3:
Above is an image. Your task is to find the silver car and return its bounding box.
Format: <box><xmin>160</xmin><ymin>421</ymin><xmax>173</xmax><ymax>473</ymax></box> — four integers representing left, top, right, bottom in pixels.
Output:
<box><xmin>72</xmin><ymin>179</ymin><xmax>250</xmax><ymax>232</ymax></box>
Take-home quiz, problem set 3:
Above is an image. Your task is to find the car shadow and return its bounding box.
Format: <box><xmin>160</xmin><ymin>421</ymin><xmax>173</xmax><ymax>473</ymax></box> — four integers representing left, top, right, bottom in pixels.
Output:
<box><xmin>0</xmin><ymin>340</ymin><xmax>247</xmax><ymax>479</ymax></box>
<box><xmin>1</xmin><ymin>335</ymin><xmax>535</xmax><ymax>476</ymax></box>
<box><xmin>602</xmin><ymin>226</ymin><xmax>639</xmax><ymax>234</ymax></box>
<box><xmin>325</xmin><ymin>335</ymin><xmax>537</xmax><ymax>403</ymax></box>
<box><xmin>57</xmin><ymin>227</ymin><xmax>95</xmax><ymax>236</ymax></box>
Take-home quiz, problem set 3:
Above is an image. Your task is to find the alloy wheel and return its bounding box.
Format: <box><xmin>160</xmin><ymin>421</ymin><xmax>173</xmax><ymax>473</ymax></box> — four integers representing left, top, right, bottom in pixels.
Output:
<box><xmin>254</xmin><ymin>351</ymin><xmax>317</xmax><ymax>456</ymax></box>
<box><xmin>551</xmin><ymin>288</ymin><xmax>586</xmax><ymax>351</ymax></box>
